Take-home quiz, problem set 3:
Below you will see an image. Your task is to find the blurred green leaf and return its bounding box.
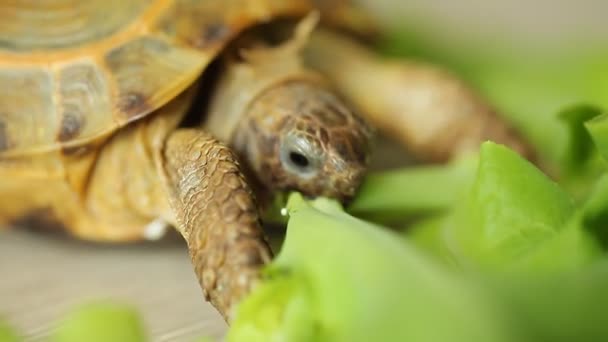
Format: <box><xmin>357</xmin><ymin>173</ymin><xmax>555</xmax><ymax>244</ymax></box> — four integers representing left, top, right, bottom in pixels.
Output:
<box><xmin>51</xmin><ymin>302</ymin><xmax>146</xmax><ymax>342</ymax></box>
<box><xmin>349</xmin><ymin>156</ymin><xmax>477</xmax><ymax>220</ymax></box>
<box><xmin>407</xmin><ymin>214</ymin><xmax>454</xmax><ymax>266</ymax></box>
<box><xmin>410</xmin><ymin>142</ymin><xmax>600</xmax><ymax>272</ymax></box>
<box><xmin>581</xmin><ymin>174</ymin><xmax>608</xmax><ymax>249</ymax></box>
<box><xmin>559</xmin><ymin>105</ymin><xmax>603</xmax><ymax>173</ymax></box>
<box><xmin>233</xmin><ymin>26</ymin><xmax>608</xmax><ymax>342</ymax></box>
<box><xmin>510</xmin><ymin>211</ymin><xmax>601</xmax><ymax>273</ymax></box>
<box><xmin>490</xmin><ymin>259</ymin><xmax>608</xmax><ymax>342</ymax></box>
<box><xmin>229</xmin><ymin>193</ymin><xmax>513</xmax><ymax>342</ymax></box>
<box><xmin>451</xmin><ymin>142</ymin><xmax>574</xmax><ymax>268</ymax></box>
<box><xmin>0</xmin><ymin>320</ymin><xmax>20</xmax><ymax>342</ymax></box>
<box><xmin>586</xmin><ymin>113</ymin><xmax>608</xmax><ymax>161</ymax></box>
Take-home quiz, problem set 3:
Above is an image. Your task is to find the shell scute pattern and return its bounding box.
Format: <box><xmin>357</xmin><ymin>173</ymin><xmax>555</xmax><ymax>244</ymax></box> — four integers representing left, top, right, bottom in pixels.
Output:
<box><xmin>0</xmin><ymin>1</ymin><xmax>152</xmax><ymax>52</ymax></box>
<box><xmin>57</xmin><ymin>113</ymin><xmax>83</xmax><ymax>142</ymax></box>
<box><xmin>0</xmin><ymin>0</ymin><xmax>326</xmax><ymax>157</ymax></box>
<box><xmin>0</xmin><ymin>68</ymin><xmax>55</xmax><ymax>153</ymax></box>
<box><xmin>57</xmin><ymin>61</ymin><xmax>113</xmax><ymax>142</ymax></box>
<box><xmin>103</xmin><ymin>35</ymin><xmax>203</xmax><ymax>120</ymax></box>
<box><xmin>0</xmin><ymin>120</ymin><xmax>9</xmax><ymax>151</ymax></box>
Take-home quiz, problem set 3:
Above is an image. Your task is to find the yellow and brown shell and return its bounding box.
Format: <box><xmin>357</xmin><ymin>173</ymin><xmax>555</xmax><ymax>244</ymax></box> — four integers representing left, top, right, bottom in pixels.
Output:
<box><xmin>0</xmin><ymin>0</ymin><xmax>367</xmax><ymax>158</ymax></box>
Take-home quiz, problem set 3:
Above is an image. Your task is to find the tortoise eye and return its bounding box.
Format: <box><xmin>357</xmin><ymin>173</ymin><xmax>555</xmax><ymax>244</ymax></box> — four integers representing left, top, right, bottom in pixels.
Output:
<box><xmin>280</xmin><ymin>134</ymin><xmax>321</xmax><ymax>178</ymax></box>
<box><xmin>288</xmin><ymin>151</ymin><xmax>310</xmax><ymax>168</ymax></box>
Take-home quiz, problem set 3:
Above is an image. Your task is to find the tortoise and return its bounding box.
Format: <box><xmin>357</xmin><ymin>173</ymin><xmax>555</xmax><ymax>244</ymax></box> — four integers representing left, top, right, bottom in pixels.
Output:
<box><xmin>0</xmin><ymin>0</ymin><xmax>532</xmax><ymax>321</ymax></box>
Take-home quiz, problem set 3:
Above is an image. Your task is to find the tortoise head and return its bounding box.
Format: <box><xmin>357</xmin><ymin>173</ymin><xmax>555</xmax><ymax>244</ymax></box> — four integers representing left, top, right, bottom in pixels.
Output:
<box><xmin>233</xmin><ymin>81</ymin><xmax>373</xmax><ymax>202</ymax></box>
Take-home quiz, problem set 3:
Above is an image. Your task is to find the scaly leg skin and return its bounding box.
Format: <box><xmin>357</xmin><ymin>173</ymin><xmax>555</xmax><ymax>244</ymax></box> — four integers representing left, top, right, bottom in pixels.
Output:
<box><xmin>303</xmin><ymin>29</ymin><xmax>535</xmax><ymax>163</ymax></box>
<box><xmin>160</xmin><ymin>129</ymin><xmax>272</xmax><ymax>322</ymax></box>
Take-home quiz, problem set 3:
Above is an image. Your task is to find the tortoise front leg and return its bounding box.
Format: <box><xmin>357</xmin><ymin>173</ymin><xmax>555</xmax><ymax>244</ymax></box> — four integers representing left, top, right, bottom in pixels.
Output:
<box><xmin>304</xmin><ymin>29</ymin><xmax>534</xmax><ymax>162</ymax></box>
<box><xmin>160</xmin><ymin>128</ymin><xmax>271</xmax><ymax>321</ymax></box>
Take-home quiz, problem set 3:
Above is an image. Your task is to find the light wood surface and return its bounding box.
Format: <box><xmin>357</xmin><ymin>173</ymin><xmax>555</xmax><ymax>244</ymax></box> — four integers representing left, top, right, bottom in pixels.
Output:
<box><xmin>0</xmin><ymin>229</ymin><xmax>226</xmax><ymax>341</ymax></box>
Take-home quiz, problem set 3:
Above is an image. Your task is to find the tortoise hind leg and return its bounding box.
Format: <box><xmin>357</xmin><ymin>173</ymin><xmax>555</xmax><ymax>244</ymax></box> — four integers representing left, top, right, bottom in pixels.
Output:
<box><xmin>303</xmin><ymin>29</ymin><xmax>535</xmax><ymax>163</ymax></box>
<box><xmin>160</xmin><ymin>128</ymin><xmax>271</xmax><ymax>321</ymax></box>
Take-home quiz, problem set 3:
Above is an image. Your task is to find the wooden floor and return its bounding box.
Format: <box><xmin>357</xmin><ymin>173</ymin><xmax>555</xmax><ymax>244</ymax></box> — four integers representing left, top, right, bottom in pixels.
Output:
<box><xmin>0</xmin><ymin>229</ymin><xmax>226</xmax><ymax>341</ymax></box>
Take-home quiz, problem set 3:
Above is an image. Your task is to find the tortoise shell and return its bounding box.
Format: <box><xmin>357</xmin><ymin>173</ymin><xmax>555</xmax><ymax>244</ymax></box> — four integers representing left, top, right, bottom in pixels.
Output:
<box><xmin>0</xmin><ymin>0</ymin><xmax>366</xmax><ymax>157</ymax></box>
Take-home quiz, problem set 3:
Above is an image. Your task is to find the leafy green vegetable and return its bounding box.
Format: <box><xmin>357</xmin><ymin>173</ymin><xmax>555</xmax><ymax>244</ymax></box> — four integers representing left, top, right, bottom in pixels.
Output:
<box><xmin>349</xmin><ymin>156</ymin><xmax>477</xmax><ymax>220</ymax></box>
<box><xmin>410</xmin><ymin>142</ymin><xmax>601</xmax><ymax>272</ymax></box>
<box><xmin>456</xmin><ymin>142</ymin><xmax>575</xmax><ymax>266</ymax></box>
<box><xmin>559</xmin><ymin>105</ymin><xmax>603</xmax><ymax>173</ymax></box>
<box><xmin>587</xmin><ymin>113</ymin><xmax>608</xmax><ymax>161</ymax></box>
<box><xmin>554</xmin><ymin>106</ymin><xmax>607</xmax><ymax>199</ymax></box>
<box><xmin>0</xmin><ymin>320</ymin><xmax>20</xmax><ymax>342</ymax></box>
<box><xmin>229</xmin><ymin>193</ymin><xmax>513</xmax><ymax>342</ymax></box>
<box><xmin>51</xmin><ymin>302</ymin><xmax>146</xmax><ymax>342</ymax></box>
<box><xmin>490</xmin><ymin>259</ymin><xmax>608</xmax><ymax>342</ymax></box>
<box><xmin>581</xmin><ymin>174</ymin><xmax>608</xmax><ymax>249</ymax></box>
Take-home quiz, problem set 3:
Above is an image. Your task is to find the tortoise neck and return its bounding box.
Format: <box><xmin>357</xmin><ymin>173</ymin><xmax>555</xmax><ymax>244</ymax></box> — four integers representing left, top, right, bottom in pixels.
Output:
<box><xmin>201</xmin><ymin>27</ymin><xmax>324</xmax><ymax>145</ymax></box>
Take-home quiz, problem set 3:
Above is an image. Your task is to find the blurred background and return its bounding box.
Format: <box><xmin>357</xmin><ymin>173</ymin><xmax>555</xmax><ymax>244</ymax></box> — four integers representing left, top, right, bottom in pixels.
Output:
<box><xmin>1</xmin><ymin>0</ymin><xmax>606</xmax><ymax>341</ymax></box>
<box><xmin>364</xmin><ymin>0</ymin><xmax>608</xmax><ymax>49</ymax></box>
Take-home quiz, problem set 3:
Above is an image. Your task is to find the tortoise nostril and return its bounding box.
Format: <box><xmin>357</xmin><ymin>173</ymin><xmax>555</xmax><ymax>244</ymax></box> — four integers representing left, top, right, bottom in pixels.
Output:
<box><xmin>289</xmin><ymin>151</ymin><xmax>310</xmax><ymax>169</ymax></box>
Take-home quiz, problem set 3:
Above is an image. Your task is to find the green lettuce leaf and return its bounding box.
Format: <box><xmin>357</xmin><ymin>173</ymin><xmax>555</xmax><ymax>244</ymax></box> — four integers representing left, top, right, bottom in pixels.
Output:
<box><xmin>586</xmin><ymin>113</ymin><xmax>608</xmax><ymax>161</ymax></box>
<box><xmin>0</xmin><ymin>320</ymin><xmax>20</xmax><ymax>342</ymax></box>
<box><xmin>410</xmin><ymin>142</ymin><xmax>601</xmax><ymax>272</ymax></box>
<box><xmin>228</xmin><ymin>193</ymin><xmax>513</xmax><ymax>342</ymax></box>
<box><xmin>349</xmin><ymin>156</ymin><xmax>477</xmax><ymax>221</ymax></box>
<box><xmin>490</xmin><ymin>259</ymin><xmax>608</xmax><ymax>342</ymax></box>
<box><xmin>559</xmin><ymin>105</ymin><xmax>603</xmax><ymax>173</ymax></box>
<box><xmin>51</xmin><ymin>302</ymin><xmax>146</xmax><ymax>342</ymax></box>
<box><xmin>581</xmin><ymin>173</ymin><xmax>608</xmax><ymax>249</ymax></box>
